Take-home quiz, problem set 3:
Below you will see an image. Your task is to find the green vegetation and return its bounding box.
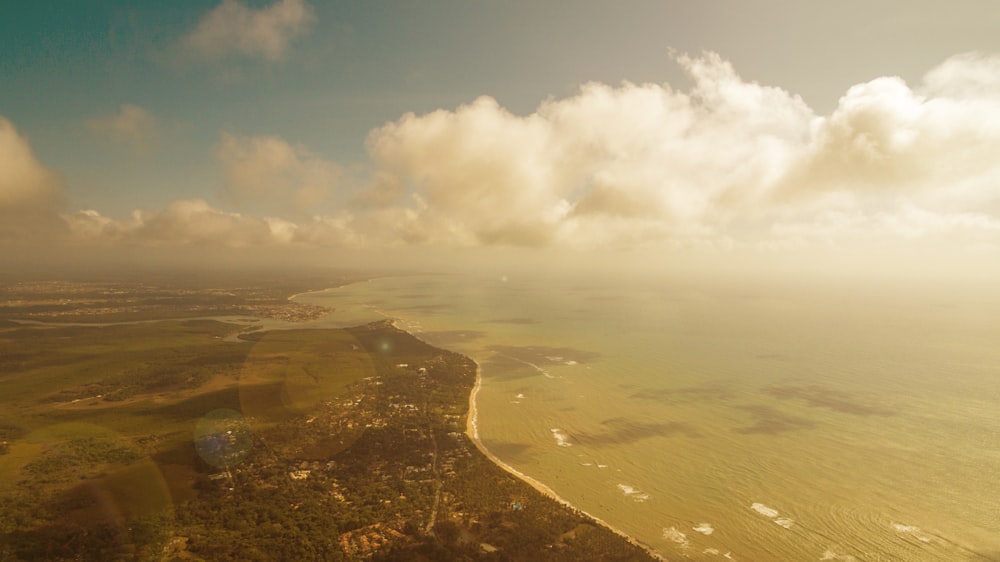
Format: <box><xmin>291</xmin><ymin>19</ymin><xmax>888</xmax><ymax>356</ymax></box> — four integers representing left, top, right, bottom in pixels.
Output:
<box><xmin>0</xmin><ymin>269</ymin><xmax>360</xmax><ymax>323</ymax></box>
<box><xmin>0</xmin><ymin>282</ymin><xmax>655</xmax><ymax>561</ymax></box>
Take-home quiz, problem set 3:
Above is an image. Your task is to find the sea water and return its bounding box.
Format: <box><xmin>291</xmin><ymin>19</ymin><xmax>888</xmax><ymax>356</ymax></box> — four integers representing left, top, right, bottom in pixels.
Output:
<box><xmin>297</xmin><ymin>272</ymin><xmax>1000</xmax><ymax>561</ymax></box>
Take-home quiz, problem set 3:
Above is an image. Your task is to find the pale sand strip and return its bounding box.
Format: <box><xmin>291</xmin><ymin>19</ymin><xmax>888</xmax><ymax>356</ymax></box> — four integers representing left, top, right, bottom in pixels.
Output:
<box><xmin>465</xmin><ymin>360</ymin><xmax>666</xmax><ymax>561</ymax></box>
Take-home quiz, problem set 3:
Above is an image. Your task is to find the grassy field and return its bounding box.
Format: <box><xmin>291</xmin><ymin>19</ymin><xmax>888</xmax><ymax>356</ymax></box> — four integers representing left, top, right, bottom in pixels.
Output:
<box><xmin>1</xmin><ymin>301</ymin><xmax>655</xmax><ymax>561</ymax></box>
<box><xmin>0</xmin><ymin>317</ymin><xmax>376</xmax><ymax>559</ymax></box>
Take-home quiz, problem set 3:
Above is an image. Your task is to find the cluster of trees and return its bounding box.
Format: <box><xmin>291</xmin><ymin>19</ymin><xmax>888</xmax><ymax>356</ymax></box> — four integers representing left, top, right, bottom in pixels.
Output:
<box><xmin>23</xmin><ymin>436</ymin><xmax>142</xmax><ymax>478</ymax></box>
<box><xmin>0</xmin><ymin>321</ymin><xmax>653</xmax><ymax>561</ymax></box>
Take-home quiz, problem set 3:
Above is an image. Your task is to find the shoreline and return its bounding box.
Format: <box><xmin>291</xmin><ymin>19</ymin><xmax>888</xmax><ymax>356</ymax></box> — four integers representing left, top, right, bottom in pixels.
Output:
<box><xmin>464</xmin><ymin>359</ymin><xmax>665</xmax><ymax>562</ymax></box>
<box><xmin>297</xmin><ymin>283</ymin><xmax>664</xmax><ymax>560</ymax></box>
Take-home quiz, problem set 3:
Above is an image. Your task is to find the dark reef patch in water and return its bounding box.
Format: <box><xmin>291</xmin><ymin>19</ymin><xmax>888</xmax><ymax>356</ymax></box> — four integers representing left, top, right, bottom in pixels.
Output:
<box><xmin>630</xmin><ymin>384</ymin><xmax>734</xmax><ymax>404</ymax></box>
<box><xmin>573</xmin><ymin>418</ymin><xmax>700</xmax><ymax>446</ymax></box>
<box><xmin>482</xmin><ymin>440</ymin><xmax>538</xmax><ymax>463</ymax></box>
<box><xmin>763</xmin><ymin>385</ymin><xmax>893</xmax><ymax>416</ymax></box>
<box><xmin>733</xmin><ymin>404</ymin><xmax>817</xmax><ymax>435</ymax></box>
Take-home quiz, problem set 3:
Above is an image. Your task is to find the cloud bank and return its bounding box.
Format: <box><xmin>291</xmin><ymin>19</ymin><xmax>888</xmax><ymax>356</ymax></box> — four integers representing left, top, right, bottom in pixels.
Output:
<box><xmin>0</xmin><ymin>117</ymin><xmax>65</xmax><ymax>239</ymax></box>
<box><xmin>354</xmin><ymin>51</ymin><xmax>1000</xmax><ymax>252</ymax></box>
<box><xmin>180</xmin><ymin>0</ymin><xmax>315</xmax><ymax>63</ymax></box>
<box><xmin>6</xmin><ymin>51</ymin><xmax>1000</xmax><ymax>268</ymax></box>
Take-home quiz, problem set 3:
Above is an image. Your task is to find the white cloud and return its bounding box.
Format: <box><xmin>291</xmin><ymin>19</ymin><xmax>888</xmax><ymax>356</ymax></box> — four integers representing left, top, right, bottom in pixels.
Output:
<box><xmin>0</xmin><ymin>116</ymin><xmax>66</xmax><ymax>241</ymax></box>
<box><xmin>357</xmin><ymin>51</ymin><xmax>1000</xmax><ymax>251</ymax></box>
<box><xmin>365</xmin><ymin>96</ymin><xmax>573</xmax><ymax>246</ymax></box>
<box><xmin>215</xmin><ymin>132</ymin><xmax>342</xmax><ymax>215</ymax></box>
<box><xmin>63</xmin><ymin>200</ymin><xmax>373</xmax><ymax>250</ymax></box>
<box><xmin>181</xmin><ymin>0</ymin><xmax>315</xmax><ymax>63</ymax></box>
<box><xmin>922</xmin><ymin>51</ymin><xmax>1000</xmax><ymax>100</ymax></box>
<box><xmin>37</xmin><ymin>51</ymin><xmax>1000</xmax><ymax>260</ymax></box>
<box><xmin>0</xmin><ymin>117</ymin><xmax>62</xmax><ymax>209</ymax></box>
<box><xmin>85</xmin><ymin>104</ymin><xmax>159</xmax><ymax>151</ymax></box>
<box><xmin>359</xmin><ymin>52</ymin><xmax>815</xmax><ymax>247</ymax></box>
<box><xmin>65</xmin><ymin>200</ymin><xmax>299</xmax><ymax>248</ymax></box>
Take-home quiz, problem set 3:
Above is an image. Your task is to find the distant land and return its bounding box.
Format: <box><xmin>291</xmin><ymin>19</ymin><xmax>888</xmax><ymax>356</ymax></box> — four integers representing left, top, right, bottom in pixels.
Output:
<box><xmin>0</xmin><ymin>272</ymin><xmax>656</xmax><ymax>561</ymax></box>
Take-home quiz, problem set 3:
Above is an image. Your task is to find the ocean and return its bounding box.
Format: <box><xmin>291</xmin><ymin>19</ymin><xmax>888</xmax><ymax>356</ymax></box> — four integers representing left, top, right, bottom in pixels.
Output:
<box><xmin>297</xmin><ymin>272</ymin><xmax>1000</xmax><ymax>561</ymax></box>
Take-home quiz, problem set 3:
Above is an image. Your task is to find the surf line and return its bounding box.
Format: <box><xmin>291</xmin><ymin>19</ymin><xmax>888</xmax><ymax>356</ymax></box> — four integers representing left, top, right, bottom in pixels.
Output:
<box><xmin>493</xmin><ymin>352</ymin><xmax>557</xmax><ymax>379</ymax></box>
<box><xmin>348</xmin><ymin>311</ymin><xmax>661</xmax><ymax>559</ymax></box>
<box><xmin>466</xmin><ymin>360</ymin><xmax>665</xmax><ymax>561</ymax></box>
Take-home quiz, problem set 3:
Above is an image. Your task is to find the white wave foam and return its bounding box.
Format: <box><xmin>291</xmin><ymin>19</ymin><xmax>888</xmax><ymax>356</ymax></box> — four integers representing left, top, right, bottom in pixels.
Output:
<box><xmin>662</xmin><ymin>527</ymin><xmax>690</xmax><ymax>548</ymax></box>
<box><xmin>820</xmin><ymin>549</ymin><xmax>857</xmax><ymax>561</ymax></box>
<box><xmin>516</xmin><ymin>358</ymin><xmax>556</xmax><ymax>379</ymax></box>
<box><xmin>693</xmin><ymin>522</ymin><xmax>714</xmax><ymax>535</ymax></box>
<box><xmin>751</xmin><ymin>503</ymin><xmax>793</xmax><ymax>528</ymax></box>
<box><xmin>565</xmin><ymin>360</ymin><xmax>578</xmax><ymax>365</ymax></box>
<box><xmin>774</xmin><ymin>517</ymin><xmax>794</xmax><ymax>529</ymax></box>
<box><xmin>751</xmin><ymin>503</ymin><xmax>779</xmax><ymax>518</ymax></box>
<box><xmin>597</xmin><ymin>464</ymin><xmax>608</xmax><ymax>468</ymax></box>
<box><xmin>617</xmin><ymin>483</ymin><xmax>650</xmax><ymax>502</ymax></box>
<box><xmin>551</xmin><ymin>428</ymin><xmax>572</xmax><ymax>447</ymax></box>
<box><xmin>704</xmin><ymin>547</ymin><xmax>720</xmax><ymax>555</ymax></box>
<box><xmin>892</xmin><ymin>523</ymin><xmax>932</xmax><ymax>543</ymax></box>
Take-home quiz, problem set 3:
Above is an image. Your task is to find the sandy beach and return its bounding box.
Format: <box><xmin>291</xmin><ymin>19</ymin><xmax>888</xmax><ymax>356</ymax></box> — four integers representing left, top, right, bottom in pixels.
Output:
<box><xmin>464</xmin><ymin>360</ymin><xmax>665</xmax><ymax>561</ymax></box>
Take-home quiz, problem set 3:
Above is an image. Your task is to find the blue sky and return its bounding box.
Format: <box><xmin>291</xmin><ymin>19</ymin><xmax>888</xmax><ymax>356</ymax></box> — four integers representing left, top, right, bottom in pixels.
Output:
<box><xmin>2</xmin><ymin>1</ymin><xmax>1000</xmax><ymax>273</ymax></box>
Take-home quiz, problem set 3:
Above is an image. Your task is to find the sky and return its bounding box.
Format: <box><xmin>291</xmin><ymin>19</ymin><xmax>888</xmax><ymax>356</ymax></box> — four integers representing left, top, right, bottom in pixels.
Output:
<box><xmin>2</xmin><ymin>0</ymin><xmax>1000</xmax><ymax>277</ymax></box>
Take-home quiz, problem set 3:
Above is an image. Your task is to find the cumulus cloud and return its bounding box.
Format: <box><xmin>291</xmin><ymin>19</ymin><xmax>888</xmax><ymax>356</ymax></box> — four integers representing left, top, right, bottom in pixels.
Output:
<box><xmin>85</xmin><ymin>104</ymin><xmax>159</xmax><ymax>151</ymax></box>
<box><xmin>364</xmin><ymin>96</ymin><xmax>575</xmax><ymax>246</ymax></box>
<box><xmin>63</xmin><ymin>199</ymin><xmax>372</xmax><ymax>250</ymax></box>
<box><xmin>65</xmin><ymin>200</ymin><xmax>291</xmax><ymax>248</ymax></box>
<box><xmin>0</xmin><ymin>117</ymin><xmax>65</xmax><ymax>240</ymax></box>
<box><xmin>777</xmin><ymin>70</ymin><xmax>1000</xmax><ymax>201</ymax></box>
<box><xmin>353</xmin><ymin>52</ymin><xmax>817</xmax><ymax>248</ymax></box>
<box><xmin>922</xmin><ymin>52</ymin><xmax>1000</xmax><ymax>100</ymax></box>
<box><xmin>355</xmin><ymin>51</ymin><xmax>1000</xmax><ymax>251</ymax></box>
<box><xmin>215</xmin><ymin>132</ymin><xmax>342</xmax><ymax>215</ymax></box>
<box><xmin>0</xmin><ymin>117</ymin><xmax>62</xmax><ymax>209</ymax></box>
<box><xmin>25</xmin><ymin>51</ymin><xmax>1000</xmax><ymax>261</ymax></box>
<box><xmin>180</xmin><ymin>0</ymin><xmax>315</xmax><ymax>63</ymax></box>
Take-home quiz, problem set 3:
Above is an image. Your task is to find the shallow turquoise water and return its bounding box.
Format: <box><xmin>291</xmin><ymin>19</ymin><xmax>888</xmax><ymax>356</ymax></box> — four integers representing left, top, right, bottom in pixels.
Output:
<box><xmin>299</xmin><ymin>273</ymin><xmax>1000</xmax><ymax>561</ymax></box>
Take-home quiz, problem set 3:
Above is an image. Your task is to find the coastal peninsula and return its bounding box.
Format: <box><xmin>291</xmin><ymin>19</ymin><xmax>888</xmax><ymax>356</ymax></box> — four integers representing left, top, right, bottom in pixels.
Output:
<box><xmin>0</xmin><ymin>277</ymin><xmax>656</xmax><ymax>561</ymax></box>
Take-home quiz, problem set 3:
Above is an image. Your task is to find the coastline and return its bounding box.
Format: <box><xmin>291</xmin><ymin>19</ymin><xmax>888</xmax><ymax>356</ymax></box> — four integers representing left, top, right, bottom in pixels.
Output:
<box><xmin>296</xmin><ymin>283</ymin><xmax>664</xmax><ymax>560</ymax></box>
<box><xmin>464</xmin><ymin>359</ymin><xmax>665</xmax><ymax>562</ymax></box>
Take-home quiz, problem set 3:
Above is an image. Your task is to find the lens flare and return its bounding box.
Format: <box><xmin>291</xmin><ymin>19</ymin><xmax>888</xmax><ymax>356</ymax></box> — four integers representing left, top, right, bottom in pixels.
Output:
<box><xmin>193</xmin><ymin>409</ymin><xmax>252</xmax><ymax>468</ymax></box>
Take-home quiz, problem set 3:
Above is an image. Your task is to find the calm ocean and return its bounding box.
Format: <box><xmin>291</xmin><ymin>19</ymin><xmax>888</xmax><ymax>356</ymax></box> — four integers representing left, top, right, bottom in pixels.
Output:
<box><xmin>298</xmin><ymin>273</ymin><xmax>1000</xmax><ymax>561</ymax></box>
